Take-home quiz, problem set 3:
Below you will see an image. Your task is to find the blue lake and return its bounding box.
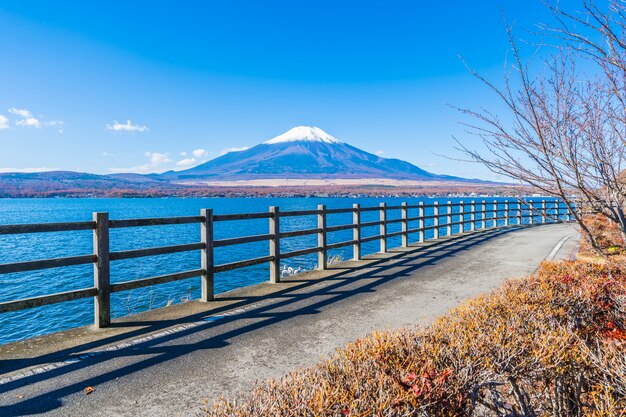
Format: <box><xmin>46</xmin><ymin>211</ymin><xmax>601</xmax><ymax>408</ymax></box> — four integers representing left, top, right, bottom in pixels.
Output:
<box><xmin>0</xmin><ymin>196</ymin><xmax>557</xmax><ymax>345</ymax></box>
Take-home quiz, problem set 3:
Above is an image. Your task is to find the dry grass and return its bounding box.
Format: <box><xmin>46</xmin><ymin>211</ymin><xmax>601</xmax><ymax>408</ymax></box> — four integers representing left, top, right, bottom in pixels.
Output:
<box><xmin>579</xmin><ymin>214</ymin><xmax>626</xmax><ymax>259</ymax></box>
<box><xmin>204</xmin><ymin>224</ymin><xmax>626</xmax><ymax>416</ymax></box>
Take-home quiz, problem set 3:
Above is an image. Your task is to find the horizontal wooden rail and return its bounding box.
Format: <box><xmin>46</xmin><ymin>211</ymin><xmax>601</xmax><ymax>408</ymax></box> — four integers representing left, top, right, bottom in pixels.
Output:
<box><xmin>0</xmin><ymin>221</ymin><xmax>95</xmax><ymax>235</ymax></box>
<box><xmin>0</xmin><ymin>287</ymin><xmax>97</xmax><ymax>313</ymax></box>
<box><xmin>281</xmin><ymin>246</ymin><xmax>323</xmax><ymax>259</ymax></box>
<box><xmin>326</xmin><ymin>224</ymin><xmax>357</xmax><ymax>232</ymax></box>
<box><xmin>386</xmin><ymin>230</ymin><xmax>405</xmax><ymax>238</ymax></box>
<box><xmin>214</xmin><ymin>234</ymin><xmax>273</xmax><ymax>247</ymax></box>
<box><xmin>360</xmin><ymin>220</ymin><xmax>384</xmax><ymax>228</ymax></box>
<box><xmin>280</xmin><ymin>228</ymin><xmax>322</xmax><ymax>239</ymax></box>
<box><xmin>0</xmin><ymin>254</ymin><xmax>97</xmax><ymax>274</ymax></box>
<box><xmin>280</xmin><ymin>209</ymin><xmax>321</xmax><ymax>217</ymax></box>
<box><xmin>360</xmin><ymin>235</ymin><xmax>381</xmax><ymax>244</ymax></box>
<box><xmin>326</xmin><ymin>207</ymin><xmax>356</xmax><ymax>214</ymax></box>
<box><xmin>110</xmin><ymin>243</ymin><xmax>204</xmax><ymax>261</ymax></box>
<box><xmin>109</xmin><ymin>216</ymin><xmax>203</xmax><ymax>228</ymax></box>
<box><xmin>0</xmin><ymin>198</ymin><xmax>573</xmax><ymax>334</ymax></box>
<box><xmin>111</xmin><ymin>269</ymin><xmax>205</xmax><ymax>293</ymax></box>
<box><xmin>326</xmin><ymin>239</ymin><xmax>359</xmax><ymax>250</ymax></box>
<box><xmin>214</xmin><ymin>255</ymin><xmax>275</xmax><ymax>273</ymax></box>
<box><xmin>213</xmin><ymin>212</ymin><xmax>273</xmax><ymax>221</ymax></box>
<box><xmin>359</xmin><ymin>206</ymin><xmax>382</xmax><ymax>213</ymax></box>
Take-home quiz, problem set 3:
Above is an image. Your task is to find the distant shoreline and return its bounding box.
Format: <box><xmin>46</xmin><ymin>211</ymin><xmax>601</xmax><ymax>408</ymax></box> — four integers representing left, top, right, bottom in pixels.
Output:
<box><xmin>0</xmin><ymin>181</ymin><xmax>529</xmax><ymax>198</ymax></box>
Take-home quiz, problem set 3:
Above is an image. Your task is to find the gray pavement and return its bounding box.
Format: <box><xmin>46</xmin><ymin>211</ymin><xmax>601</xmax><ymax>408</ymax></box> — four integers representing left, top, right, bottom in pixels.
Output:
<box><xmin>0</xmin><ymin>223</ymin><xmax>580</xmax><ymax>417</ymax></box>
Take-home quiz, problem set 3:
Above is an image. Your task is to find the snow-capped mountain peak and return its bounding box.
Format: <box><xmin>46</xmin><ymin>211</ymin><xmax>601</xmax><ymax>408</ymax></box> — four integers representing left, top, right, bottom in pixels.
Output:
<box><xmin>263</xmin><ymin>126</ymin><xmax>342</xmax><ymax>145</ymax></box>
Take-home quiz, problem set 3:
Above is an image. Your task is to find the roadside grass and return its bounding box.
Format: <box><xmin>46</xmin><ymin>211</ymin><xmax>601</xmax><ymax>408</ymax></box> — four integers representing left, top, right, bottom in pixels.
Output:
<box><xmin>204</xmin><ymin>225</ymin><xmax>626</xmax><ymax>416</ymax></box>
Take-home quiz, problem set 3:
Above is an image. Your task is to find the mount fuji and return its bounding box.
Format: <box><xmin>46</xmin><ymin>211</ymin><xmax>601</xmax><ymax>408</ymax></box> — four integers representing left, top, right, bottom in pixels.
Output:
<box><xmin>0</xmin><ymin>126</ymin><xmax>489</xmax><ymax>197</ymax></box>
<box><xmin>163</xmin><ymin>126</ymin><xmax>467</xmax><ymax>182</ymax></box>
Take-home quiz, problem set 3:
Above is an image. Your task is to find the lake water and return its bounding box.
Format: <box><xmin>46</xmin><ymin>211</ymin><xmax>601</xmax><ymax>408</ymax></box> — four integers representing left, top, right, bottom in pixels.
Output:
<box><xmin>0</xmin><ymin>196</ymin><xmax>557</xmax><ymax>345</ymax></box>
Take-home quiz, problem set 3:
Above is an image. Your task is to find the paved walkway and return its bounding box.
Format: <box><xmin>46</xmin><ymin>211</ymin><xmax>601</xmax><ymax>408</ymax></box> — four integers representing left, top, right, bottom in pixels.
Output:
<box><xmin>0</xmin><ymin>223</ymin><xmax>580</xmax><ymax>417</ymax></box>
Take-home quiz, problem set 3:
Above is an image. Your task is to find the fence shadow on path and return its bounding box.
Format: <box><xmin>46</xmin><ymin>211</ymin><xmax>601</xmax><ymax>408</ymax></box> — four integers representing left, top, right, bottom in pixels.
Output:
<box><xmin>0</xmin><ymin>225</ymin><xmax>529</xmax><ymax>416</ymax></box>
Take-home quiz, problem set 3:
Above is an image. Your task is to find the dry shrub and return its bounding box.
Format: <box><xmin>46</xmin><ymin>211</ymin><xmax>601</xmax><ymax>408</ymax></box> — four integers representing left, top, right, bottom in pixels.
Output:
<box><xmin>205</xmin><ymin>260</ymin><xmax>626</xmax><ymax>417</ymax></box>
<box><xmin>580</xmin><ymin>214</ymin><xmax>626</xmax><ymax>256</ymax></box>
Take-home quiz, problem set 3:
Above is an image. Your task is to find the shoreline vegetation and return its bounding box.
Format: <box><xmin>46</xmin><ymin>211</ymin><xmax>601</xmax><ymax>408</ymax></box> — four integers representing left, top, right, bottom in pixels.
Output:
<box><xmin>0</xmin><ymin>184</ymin><xmax>524</xmax><ymax>198</ymax></box>
<box><xmin>205</xmin><ymin>218</ymin><xmax>626</xmax><ymax>416</ymax></box>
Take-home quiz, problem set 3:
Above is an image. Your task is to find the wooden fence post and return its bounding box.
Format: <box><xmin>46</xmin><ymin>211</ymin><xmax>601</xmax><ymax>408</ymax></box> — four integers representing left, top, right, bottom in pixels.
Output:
<box><xmin>401</xmin><ymin>202</ymin><xmax>408</xmax><ymax>247</ymax></box>
<box><xmin>93</xmin><ymin>212</ymin><xmax>111</xmax><ymax>328</ymax></box>
<box><xmin>379</xmin><ymin>202</ymin><xmax>387</xmax><ymax>253</ymax></box>
<box><xmin>553</xmin><ymin>200</ymin><xmax>559</xmax><ymax>222</ymax></box>
<box><xmin>317</xmin><ymin>205</ymin><xmax>327</xmax><ymax>270</ymax></box>
<box><xmin>470</xmin><ymin>200</ymin><xmax>476</xmax><ymax>231</ymax></box>
<box><xmin>200</xmin><ymin>208</ymin><xmax>214</xmax><ymax>301</ymax></box>
<box><xmin>353</xmin><ymin>203</ymin><xmax>361</xmax><ymax>260</ymax></box>
<box><xmin>418</xmin><ymin>202</ymin><xmax>425</xmax><ymax>242</ymax></box>
<box><xmin>493</xmin><ymin>200</ymin><xmax>498</xmax><ymax>227</ymax></box>
<box><xmin>446</xmin><ymin>201</ymin><xmax>452</xmax><ymax>237</ymax></box>
<box><xmin>504</xmin><ymin>200</ymin><xmax>509</xmax><ymax>226</ymax></box>
<box><xmin>269</xmin><ymin>206</ymin><xmax>281</xmax><ymax>283</ymax></box>
<box><xmin>433</xmin><ymin>201</ymin><xmax>440</xmax><ymax>239</ymax></box>
<box><xmin>481</xmin><ymin>200</ymin><xmax>487</xmax><ymax>229</ymax></box>
<box><xmin>459</xmin><ymin>200</ymin><xmax>465</xmax><ymax>234</ymax></box>
<box><xmin>566</xmin><ymin>202</ymin><xmax>572</xmax><ymax>222</ymax></box>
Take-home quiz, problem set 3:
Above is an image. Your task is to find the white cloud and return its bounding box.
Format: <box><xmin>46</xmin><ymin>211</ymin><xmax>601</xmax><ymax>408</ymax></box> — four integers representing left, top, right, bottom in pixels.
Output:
<box><xmin>6</xmin><ymin>108</ymin><xmax>63</xmax><ymax>132</ymax></box>
<box><xmin>106</xmin><ymin>120</ymin><xmax>148</xmax><ymax>133</ymax></box>
<box><xmin>9</xmin><ymin>108</ymin><xmax>41</xmax><ymax>128</ymax></box>
<box><xmin>176</xmin><ymin>157</ymin><xmax>197</xmax><ymax>167</ymax></box>
<box><xmin>180</xmin><ymin>151</ymin><xmax>188</xmax><ymax>156</ymax></box>
<box><xmin>101</xmin><ymin>152</ymin><xmax>114</xmax><ymax>157</ymax></box>
<box><xmin>145</xmin><ymin>152</ymin><xmax>171</xmax><ymax>165</ymax></box>
<box><xmin>192</xmin><ymin>148</ymin><xmax>209</xmax><ymax>158</ymax></box>
<box><xmin>0</xmin><ymin>166</ymin><xmax>57</xmax><ymax>173</ymax></box>
<box><xmin>220</xmin><ymin>146</ymin><xmax>249</xmax><ymax>155</ymax></box>
<box><xmin>375</xmin><ymin>150</ymin><xmax>385</xmax><ymax>156</ymax></box>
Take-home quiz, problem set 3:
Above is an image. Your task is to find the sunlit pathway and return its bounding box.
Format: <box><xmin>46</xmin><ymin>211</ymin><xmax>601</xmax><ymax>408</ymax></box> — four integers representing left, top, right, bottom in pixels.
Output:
<box><xmin>0</xmin><ymin>223</ymin><xmax>579</xmax><ymax>417</ymax></box>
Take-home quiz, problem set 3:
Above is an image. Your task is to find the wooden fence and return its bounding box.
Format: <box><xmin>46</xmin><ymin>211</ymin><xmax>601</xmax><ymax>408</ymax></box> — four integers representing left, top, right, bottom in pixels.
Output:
<box><xmin>0</xmin><ymin>198</ymin><xmax>572</xmax><ymax>329</ymax></box>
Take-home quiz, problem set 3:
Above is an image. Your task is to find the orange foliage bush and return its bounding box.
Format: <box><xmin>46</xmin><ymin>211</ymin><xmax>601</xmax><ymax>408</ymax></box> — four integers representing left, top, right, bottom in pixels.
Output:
<box><xmin>580</xmin><ymin>214</ymin><xmax>626</xmax><ymax>256</ymax></box>
<box><xmin>206</xmin><ymin>260</ymin><xmax>626</xmax><ymax>417</ymax></box>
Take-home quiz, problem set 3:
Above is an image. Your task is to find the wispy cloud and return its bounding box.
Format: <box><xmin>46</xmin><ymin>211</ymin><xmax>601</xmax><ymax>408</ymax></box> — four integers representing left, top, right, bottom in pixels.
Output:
<box><xmin>176</xmin><ymin>158</ymin><xmax>197</xmax><ymax>167</ymax></box>
<box><xmin>45</xmin><ymin>120</ymin><xmax>64</xmax><ymax>133</ymax></box>
<box><xmin>146</xmin><ymin>152</ymin><xmax>170</xmax><ymax>165</ymax></box>
<box><xmin>375</xmin><ymin>150</ymin><xmax>385</xmax><ymax>156</ymax></box>
<box><xmin>220</xmin><ymin>146</ymin><xmax>249</xmax><ymax>155</ymax></box>
<box><xmin>9</xmin><ymin>108</ymin><xmax>41</xmax><ymax>128</ymax></box>
<box><xmin>192</xmin><ymin>148</ymin><xmax>208</xmax><ymax>158</ymax></box>
<box><xmin>106</xmin><ymin>120</ymin><xmax>148</xmax><ymax>133</ymax></box>
<box><xmin>101</xmin><ymin>152</ymin><xmax>115</xmax><ymax>157</ymax></box>
<box><xmin>110</xmin><ymin>152</ymin><xmax>171</xmax><ymax>173</ymax></box>
<box><xmin>6</xmin><ymin>108</ymin><xmax>63</xmax><ymax>132</ymax></box>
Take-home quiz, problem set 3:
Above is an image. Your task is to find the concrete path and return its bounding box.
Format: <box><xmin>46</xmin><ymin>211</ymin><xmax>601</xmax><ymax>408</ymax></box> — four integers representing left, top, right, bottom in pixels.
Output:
<box><xmin>0</xmin><ymin>223</ymin><xmax>580</xmax><ymax>417</ymax></box>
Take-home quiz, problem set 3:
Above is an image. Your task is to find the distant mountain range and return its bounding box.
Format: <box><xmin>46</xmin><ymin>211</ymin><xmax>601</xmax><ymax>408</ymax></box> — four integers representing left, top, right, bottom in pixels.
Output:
<box><xmin>160</xmin><ymin>126</ymin><xmax>468</xmax><ymax>182</ymax></box>
<box><xmin>0</xmin><ymin>126</ymin><xmax>491</xmax><ymax>197</ymax></box>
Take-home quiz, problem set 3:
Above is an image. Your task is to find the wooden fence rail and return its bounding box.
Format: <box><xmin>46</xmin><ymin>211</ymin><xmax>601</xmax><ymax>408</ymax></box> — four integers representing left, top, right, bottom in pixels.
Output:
<box><xmin>0</xmin><ymin>198</ymin><xmax>574</xmax><ymax>329</ymax></box>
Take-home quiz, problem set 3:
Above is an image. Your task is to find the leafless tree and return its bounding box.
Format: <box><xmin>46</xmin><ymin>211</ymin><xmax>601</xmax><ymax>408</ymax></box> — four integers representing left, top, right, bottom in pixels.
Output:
<box><xmin>456</xmin><ymin>0</ymin><xmax>626</xmax><ymax>253</ymax></box>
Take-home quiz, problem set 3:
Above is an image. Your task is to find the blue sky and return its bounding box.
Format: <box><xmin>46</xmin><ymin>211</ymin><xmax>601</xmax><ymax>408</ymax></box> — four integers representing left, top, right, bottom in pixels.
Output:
<box><xmin>0</xmin><ymin>1</ymin><xmax>552</xmax><ymax>179</ymax></box>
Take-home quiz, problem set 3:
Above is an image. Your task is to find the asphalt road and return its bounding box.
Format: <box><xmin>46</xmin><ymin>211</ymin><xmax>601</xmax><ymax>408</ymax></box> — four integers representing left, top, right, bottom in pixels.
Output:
<box><xmin>0</xmin><ymin>223</ymin><xmax>580</xmax><ymax>417</ymax></box>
